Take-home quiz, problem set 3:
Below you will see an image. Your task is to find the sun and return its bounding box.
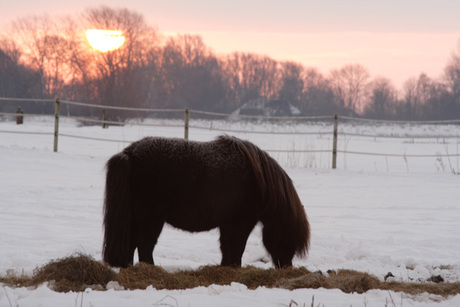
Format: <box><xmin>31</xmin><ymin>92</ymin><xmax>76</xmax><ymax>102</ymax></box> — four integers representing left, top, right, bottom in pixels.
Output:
<box><xmin>86</xmin><ymin>29</ymin><xmax>125</xmax><ymax>52</ymax></box>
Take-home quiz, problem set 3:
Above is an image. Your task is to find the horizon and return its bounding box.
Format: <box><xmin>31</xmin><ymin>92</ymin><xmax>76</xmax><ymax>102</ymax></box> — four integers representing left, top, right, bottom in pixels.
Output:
<box><xmin>1</xmin><ymin>0</ymin><xmax>459</xmax><ymax>89</ymax></box>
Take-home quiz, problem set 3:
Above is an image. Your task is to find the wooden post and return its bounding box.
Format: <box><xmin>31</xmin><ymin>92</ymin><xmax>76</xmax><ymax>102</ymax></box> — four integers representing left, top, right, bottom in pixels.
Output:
<box><xmin>102</xmin><ymin>109</ymin><xmax>108</xmax><ymax>129</ymax></box>
<box><xmin>16</xmin><ymin>107</ymin><xmax>24</xmax><ymax>124</ymax></box>
<box><xmin>184</xmin><ymin>108</ymin><xmax>189</xmax><ymax>140</ymax></box>
<box><xmin>332</xmin><ymin>114</ymin><xmax>338</xmax><ymax>169</ymax></box>
<box><xmin>53</xmin><ymin>98</ymin><xmax>60</xmax><ymax>152</ymax></box>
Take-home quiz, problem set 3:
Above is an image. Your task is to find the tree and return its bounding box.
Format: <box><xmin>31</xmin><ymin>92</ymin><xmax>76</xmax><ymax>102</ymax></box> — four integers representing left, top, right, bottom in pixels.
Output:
<box><xmin>278</xmin><ymin>61</ymin><xmax>303</xmax><ymax>108</ymax></box>
<box><xmin>423</xmin><ymin>81</ymin><xmax>451</xmax><ymax>120</ymax></box>
<box><xmin>11</xmin><ymin>15</ymin><xmax>70</xmax><ymax>98</ymax></box>
<box><xmin>300</xmin><ymin>68</ymin><xmax>336</xmax><ymax>115</ymax></box>
<box><xmin>443</xmin><ymin>40</ymin><xmax>460</xmax><ymax>117</ymax></box>
<box><xmin>364</xmin><ymin>77</ymin><xmax>398</xmax><ymax>119</ymax></box>
<box><xmin>161</xmin><ymin>34</ymin><xmax>227</xmax><ymax>112</ymax></box>
<box><xmin>401</xmin><ymin>73</ymin><xmax>433</xmax><ymax>120</ymax></box>
<box><xmin>0</xmin><ymin>39</ymin><xmax>23</xmax><ymax>97</ymax></box>
<box><xmin>330</xmin><ymin>64</ymin><xmax>370</xmax><ymax>114</ymax></box>
<box><xmin>81</xmin><ymin>6</ymin><xmax>162</xmax><ymax>118</ymax></box>
<box><xmin>59</xmin><ymin>17</ymin><xmax>97</xmax><ymax>104</ymax></box>
<box><xmin>0</xmin><ymin>37</ymin><xmax>43</xmax><ymax>112</ymax></box>
<box><xmin>222</xmin><ymin>52</ymin><xmax>279</xmax><ymax>109</ymax></box>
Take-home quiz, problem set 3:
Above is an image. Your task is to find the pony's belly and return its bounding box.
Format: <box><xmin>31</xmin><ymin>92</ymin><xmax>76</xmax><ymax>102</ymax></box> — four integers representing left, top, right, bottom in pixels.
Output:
<box><xmin>166</xmin><ymin>217</ymin><xmax>219</xmax><ymax>232</ymax></box>
<box><xmin>164</xmin><ymin>199</ymin><xmax>235</xmax><ymax>232</ymax></box>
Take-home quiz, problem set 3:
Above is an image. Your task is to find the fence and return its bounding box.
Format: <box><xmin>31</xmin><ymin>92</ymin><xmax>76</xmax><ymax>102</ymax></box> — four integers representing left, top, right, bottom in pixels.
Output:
<box><xmin>1</xmin><ymin>97</ymin><xmax>460</xmax><ymax>171</ymax></box>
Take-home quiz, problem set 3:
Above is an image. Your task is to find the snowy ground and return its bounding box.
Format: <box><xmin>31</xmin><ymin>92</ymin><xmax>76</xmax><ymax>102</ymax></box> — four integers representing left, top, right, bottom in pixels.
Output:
<box><xmin>0</xmin><ymin>117</ymin><xmax>459</xmax><ymax>306</ymax></box>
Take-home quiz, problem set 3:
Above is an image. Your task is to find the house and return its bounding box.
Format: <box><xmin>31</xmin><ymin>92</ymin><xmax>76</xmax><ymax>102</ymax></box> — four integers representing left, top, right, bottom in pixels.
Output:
<box><xmin>230</xmin><ymin>98</ymin><xmax>300</xmax><ymax>119</ymax></box>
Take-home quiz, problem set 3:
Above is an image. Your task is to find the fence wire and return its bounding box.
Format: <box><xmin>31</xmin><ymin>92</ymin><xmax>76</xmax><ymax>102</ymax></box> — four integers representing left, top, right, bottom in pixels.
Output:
<box><xmin>189</xmin><ymin>124</ymin><xmax>331</xmax><ymax>136</ymax></box>
<box><xmin>340</xmin><ymin>132</ymin><xmax>459</xmax><ymax>139</ymax></box>
<box><xmin>0</xmin><ymin>97</ymin><xmax>54</xmax><ymax>103</ymax></box>
<box><xmin>340</xmin><ymin>115</ymin><xmax>460</xmax><ymax>124</ymax></box>
<box><xmin>0</xmin><ymin>129</ymin><xmax>52</xmax><ymax>136</ymax></box>
<box><xmin>1</xmin><ymin>96</ymin><xmax>460</xmax><ymax>163</ymax></box>
<box><xmin>337</xmin><ymin>150</ymin><xmax>460</xmax><ymax>158</ymax></box>
<box><xmin>190</xmin><ymin>109</ymin><xmax>332</xmax><ymax>120</ymax></box>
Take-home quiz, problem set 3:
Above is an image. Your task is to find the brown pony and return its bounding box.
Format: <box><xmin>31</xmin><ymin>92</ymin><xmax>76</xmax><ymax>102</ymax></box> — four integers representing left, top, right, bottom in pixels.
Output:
<box><xmin>103</xmin><ymin>135</ymin><xmax>310</xmax><ymax>268</ymax></box>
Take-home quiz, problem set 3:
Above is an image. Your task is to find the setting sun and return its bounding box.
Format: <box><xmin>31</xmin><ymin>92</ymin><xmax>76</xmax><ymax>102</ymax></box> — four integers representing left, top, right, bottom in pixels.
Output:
<box><xmin>86</xmin><ymin>29</ymin><xmax>125</xmax><ymax>52</ymax></box>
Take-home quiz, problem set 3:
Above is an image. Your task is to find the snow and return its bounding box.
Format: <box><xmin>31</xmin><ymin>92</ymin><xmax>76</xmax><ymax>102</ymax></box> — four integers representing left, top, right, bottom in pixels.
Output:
<box><xmin>1</xmin><ymin>116</ymin><xmax>459</xmax><ymax>306</ymax></box>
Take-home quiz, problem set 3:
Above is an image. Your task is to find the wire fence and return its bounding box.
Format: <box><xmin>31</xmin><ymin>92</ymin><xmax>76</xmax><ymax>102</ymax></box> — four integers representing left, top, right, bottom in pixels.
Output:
<box><xmin>1</xmin><ymin>97</ymin><xmax>460</xmax><ymax>170</ymax></box>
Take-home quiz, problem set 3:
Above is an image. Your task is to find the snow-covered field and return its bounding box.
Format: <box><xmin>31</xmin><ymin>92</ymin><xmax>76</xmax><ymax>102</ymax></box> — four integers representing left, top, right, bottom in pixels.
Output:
<box><xmin>1</xmin><ymin>117</ymin><xmax>459</xmax><ymax>306</ymax></box>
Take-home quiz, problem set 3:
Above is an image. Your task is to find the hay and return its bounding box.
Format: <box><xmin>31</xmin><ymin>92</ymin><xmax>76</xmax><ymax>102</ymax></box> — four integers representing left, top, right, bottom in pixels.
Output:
<box><xmin>276</xmin><ymin>270</ymin><xmax>380</xmax><ymax>293</ymax></box>
<box><xmin>117</xmin><ymin>265</ymin><xmax>290</xmax><ymax>290</ymax></box>
<box><xmin>116</xmin><ymin>265</ymin><xmax>309</xmax><ymax>290</ymax></box>
<box><xmin>276</xmin><ymin>272</ymin><xmax>326</xmax><ymax>290</ymax></box>
<box><xmin>328</xmin><ymin>270</ymin><xmax>381</xmax><ymax>294</ymax></box>
<box><xmin>381</xmin><ymin>281</ymin><xmax>460</xmax><ymax>297</ymax></box>
<box><xmin>1</xmin><ymin>254</ymin><xmax>459</xmax><ymax>297</ymax></box>
<box><xmin>116</xmin><ymin>263</ymin><xmax>188</xmax><ymax>290</ymax></box>
<box><xmin>277</xmin><ymin>269</ymin><xmax>460</xmax><ymax>297</ymax></box>
<box><xmin>31</xmin><ymin>253</ymin><xmax>116</xmax><ymax>292</ymax></box>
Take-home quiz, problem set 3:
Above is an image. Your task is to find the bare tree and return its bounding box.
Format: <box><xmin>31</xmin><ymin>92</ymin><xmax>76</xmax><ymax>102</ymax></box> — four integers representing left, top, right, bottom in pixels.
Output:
<box><xmin>161</xmin><ymin>34</ymin><xmax>227</xmax><ymax>112</ymax></box>
<box><xmin>11</xmin><ymin>15</ymin><xmax>70</xmax><ymax>98</ymax></box>
<box><xmin>222</xmin><ymin>52</ymin><xmax>279</xmax><ymax>108</ymax></box>
<box><xmin>0</xmin><ymin>37</ymin><xmax>44</xmax><ymax>112</ymax></box>
<box><xmin>424</xmin><ymin>81</ymin><xmax>451</xmax><ymax>120</ymax></box>
<box><xmin>330</xmin><ymin>64</ymin><xmax>370</xmax><ymax>114</ymax></box>
<box><xmin>300</xmin><ymin>68</ymin><xmax>336</xmax><ymax>115</ymax></box>
<box><xmin>0</xmin><ymin>38</ymin><xmax>21</xmax><ymax>98</ymax></box>
<box><xmin>444</xmin><ymin>40</ymin><xmax>460</xmax><ymax>117</ymax></box>
<box><xmin>57</xmin><ymin>17</ymin><xmax>97</xmax><ymax>104</ymax></box>
<box><xmin>402</xmin><ymin>73</ymin><xmax>434</xmax><ymax>119</ymax></box>
<box><xmin>278</xmin><ymin>61</ymin><xmax>303</xmax><ymax>107</ymax></box>
<box><xmin>364</xmin><ymin>77</ymin><xmax>398</xmax><ymax>119</ymax></box>
<box><xmin>82</xmin><ymin>6</ymin><xmax>162</xmax><ymax>117</ymax></box>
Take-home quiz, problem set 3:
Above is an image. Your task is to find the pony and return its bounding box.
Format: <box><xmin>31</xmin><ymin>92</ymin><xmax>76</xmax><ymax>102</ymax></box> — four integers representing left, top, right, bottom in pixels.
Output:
<box><xmin>103</xmin><ymin>135</ymin><xmax>310</xmax><ymax>268</ymax></box>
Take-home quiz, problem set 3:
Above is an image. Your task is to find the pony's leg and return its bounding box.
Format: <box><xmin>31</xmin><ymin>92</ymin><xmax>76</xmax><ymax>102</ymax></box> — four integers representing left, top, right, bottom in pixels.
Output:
<box><xmin>136</xmin><ymin>219</ymin><xmax>165</xmax><ymax>265</ymax></box>
<box><xmin>124</xmin><ymin>221</ymin><xmax>138</xmax><ymax>266</ymax></box>
<box><xmin>127</xmin><ymin>233</ymin><xmax>137</xmax><ymax>266</ymax></box>
<box><xmin>219</xmin><ymin>219</ymin><xmax>257</xmax><ymax>267</ymax></box>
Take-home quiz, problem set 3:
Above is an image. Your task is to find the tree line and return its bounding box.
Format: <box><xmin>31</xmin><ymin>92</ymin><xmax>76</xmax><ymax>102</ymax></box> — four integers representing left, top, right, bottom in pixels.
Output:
<box><xmin>1</xmin><ymin>6</ymin><xmax>460</xmax><ymax>120</ymax></box>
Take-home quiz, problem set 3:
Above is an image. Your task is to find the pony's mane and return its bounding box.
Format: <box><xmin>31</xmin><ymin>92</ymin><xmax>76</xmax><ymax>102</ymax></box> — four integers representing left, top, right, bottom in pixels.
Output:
<box><xmin>216</xmin><ymin>135</ymin><xmax>310</xmax><ymax>256</ymax></box>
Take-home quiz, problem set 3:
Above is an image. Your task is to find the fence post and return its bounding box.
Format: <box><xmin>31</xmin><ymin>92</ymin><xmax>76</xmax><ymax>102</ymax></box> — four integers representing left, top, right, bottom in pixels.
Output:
<box><xmin>332</xmin><ymin>114</ymin><xmax>338</xmax><ymax>169</ymax></box>
<box><xmin>16</xmin><ymin>107</ymin><xmax>24</xmax><ymax>124</ymax></box>
<box><xmin>53</xmin><ymin>98</ymin><xmax>60</xmax><ymax>152</ymax></box>
<box><xmin>102</xmin><ymin>109</ymin><xmax>108</xmax><ymax>129</ymax></box>
<box><xmin>184</xmin><ymin>108</ymin><xmax>189</xmax><ymax>140</ymax></box>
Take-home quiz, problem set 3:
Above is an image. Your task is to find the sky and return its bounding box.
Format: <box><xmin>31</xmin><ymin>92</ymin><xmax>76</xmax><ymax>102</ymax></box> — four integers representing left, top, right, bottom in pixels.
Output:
<box><xmin>1</xmin><ymin>0</ymin><xmax>459</xmax><ymax>88</ymax></box>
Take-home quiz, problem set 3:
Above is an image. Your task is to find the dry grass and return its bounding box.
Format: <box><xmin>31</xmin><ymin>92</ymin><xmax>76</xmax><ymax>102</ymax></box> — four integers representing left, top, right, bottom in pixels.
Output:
<box><xmin>1</xmin><ymin>253</ymin><xmax>459</xmax><ymax>298</ymax></box>
<box><xmin>0</xmin><ymin>253</ymin><xmax>116</xmax><ymax>292</ymax></box>
<box><xmin>116</xmin><ymin>264</ymin><xmax>309</xmax><ymax>290</ymax></box>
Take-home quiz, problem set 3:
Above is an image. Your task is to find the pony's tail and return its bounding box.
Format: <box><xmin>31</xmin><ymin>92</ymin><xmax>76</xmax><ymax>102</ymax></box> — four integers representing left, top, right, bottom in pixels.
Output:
<box><xmin>103</xmin><ymin>150</ymin><xmax>133</xmax><ymax>267</ymax></box>
<box><xmin>223</xmin><ymin>136</ymin><xmax>310</xmax><ymax>260</ymax></box>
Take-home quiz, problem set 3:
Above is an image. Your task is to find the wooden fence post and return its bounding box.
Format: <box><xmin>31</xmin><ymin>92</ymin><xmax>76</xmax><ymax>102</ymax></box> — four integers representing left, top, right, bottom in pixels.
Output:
<box><xmin>53</xmin><ymin>98</ymin><xmax>60</xmax><ymax>152</ymax></box>
<box><xmin>16</xmin><ymin>107</ymin><xmax>24</xmax><ymax>124</ymax></box>
<box><xmin>102</xmin><ymin>109</ymin><xmax>108</xmax><ymax>129</ymax></box>
<box><xmin>332</xmin><ymin>114</ymin><xmax>338</xmax><ymax>169</ymax></box>
<box><xmin>184</xmin><ymin>108</ymin><xmax>189</xmax><ymax>140</ymax></box>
